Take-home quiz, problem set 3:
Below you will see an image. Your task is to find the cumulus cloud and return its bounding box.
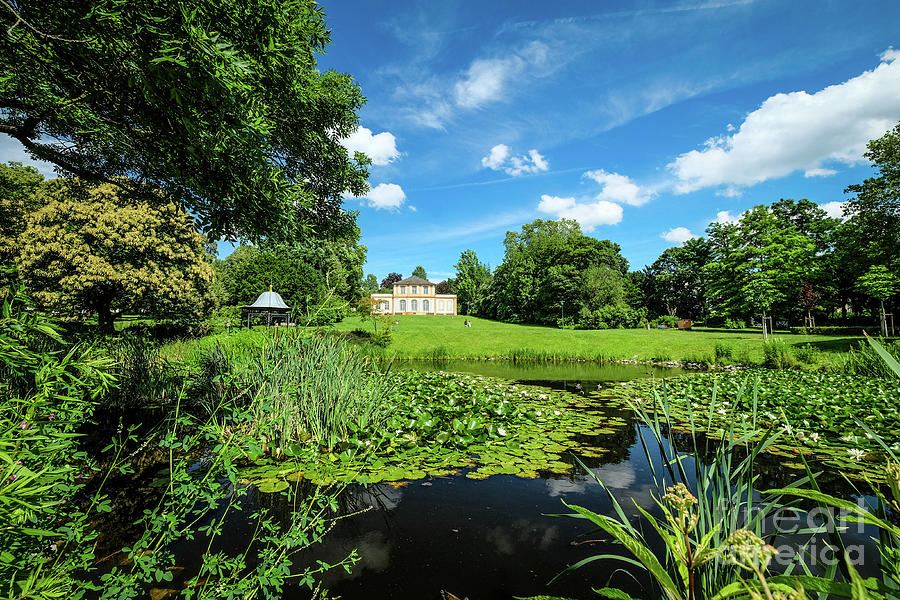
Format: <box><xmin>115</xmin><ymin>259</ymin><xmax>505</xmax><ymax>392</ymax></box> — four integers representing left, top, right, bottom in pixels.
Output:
<box><xmin>584</xmin><ymin>170</ymin><xmax>653</xmax><ymax>206</ymax></box>
<box><xmin>341</xmin><ymin>126</ymin><xmax>400</xmax><ymax>166</ymax></box>
<box><xmin>481</xmin><ymin>144</ymin><xmax>549</xmax><ymax>176</ymax></box>
<box><xmin>714</xmin><ymin>210</ymin><xmax>741</xmax><ymax>225</ymax></box>
<box><xmin>362</xmin><ymin>183</ymin><xmax>406</xmax><ymax>210</ymax></box>
<box><xmin>668</xmin><ymin>49</ymin><xmax>900</xmax><ymax>194</ymax></box>
<box><xmin>819</xmin><ymin>201</ymin><xmax>847</xmax><ymax>220</ymax></box>
<box><xmin>661</xmin><ymin>227</ymin><xmax>697</xmax><ymax>244</ymax></box>
<box><xmin>537</xmin><ymin>194</ymin><xmax>623</xmax><ymax>230</ymax></box>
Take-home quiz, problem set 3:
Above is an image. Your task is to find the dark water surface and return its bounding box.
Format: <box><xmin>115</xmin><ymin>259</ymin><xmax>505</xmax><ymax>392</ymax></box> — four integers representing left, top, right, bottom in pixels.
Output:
<box><xmin>97</xmin><ymin>362</ymin><xmax>880</xmax><ymax>599</ymax></box>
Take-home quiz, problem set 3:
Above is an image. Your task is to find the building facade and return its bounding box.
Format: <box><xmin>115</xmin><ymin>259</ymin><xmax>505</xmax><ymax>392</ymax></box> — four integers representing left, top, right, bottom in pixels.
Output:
<box><xmin>371</xmin><ymin>275</ymin><xmax>457</xmax><ymax>315</ymax></box>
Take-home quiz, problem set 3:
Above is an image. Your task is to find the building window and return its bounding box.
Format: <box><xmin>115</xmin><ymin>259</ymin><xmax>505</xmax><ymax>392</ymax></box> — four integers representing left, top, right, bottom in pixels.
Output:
<box><xmin>400</xmin><ymin>285</ymin><xmax>406</xmax><ymax>294</ymax></box>
<box><xmin>423</xmin><ymin>299</ymin><xmax>430</xmax><ymax>312</ymax></box>
<box><xmin>399</xmin><ymin>299</ymin><xmax>406</xmax><ymax>311</ymax></box>
<box><xmin>412</xmin><ymin>285</ymin><xmax>417</xmax><ymax>294</ymax></box>
<box><xmin>424</xmin><ymin>285</ymin><xmax>429</xmax><ymax>294</ymax></box>
<box><xmin>411</xmin><ymin>299</ymin><xmax>418</xmax><ymax>311</ymax></box>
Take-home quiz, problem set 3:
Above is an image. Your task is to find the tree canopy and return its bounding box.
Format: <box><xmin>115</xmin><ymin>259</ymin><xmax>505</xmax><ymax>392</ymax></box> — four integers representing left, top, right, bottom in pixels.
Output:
<box><xmin>0</xmin><ymin>0</ymin><xmax>370</xmax><ymax>240</ymax></box>
<box><xmin>412</xmin><ymin>265</ymin><xmax>427</xmax><ymax>280</ymax></box>
<box><xmin>15</xmin><ymin>180</ymin><xmax>214</xmax><ymax>331</ymax></box>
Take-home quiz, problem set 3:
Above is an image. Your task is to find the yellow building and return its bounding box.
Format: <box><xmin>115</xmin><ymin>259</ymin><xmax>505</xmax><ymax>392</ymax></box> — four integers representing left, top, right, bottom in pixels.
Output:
<box><xmin>371</xmin><ymin>276</ymin><xmax>457</xmax><ymax>315</ymax></box>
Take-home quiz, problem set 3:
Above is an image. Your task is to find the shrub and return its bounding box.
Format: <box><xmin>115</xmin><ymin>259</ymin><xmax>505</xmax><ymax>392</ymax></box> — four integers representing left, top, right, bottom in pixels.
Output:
<box><xmin>793</xmin><ymin>343</ymin><xmax>821</xmax><ymax>365</ymax></box>
<box><xmin>762</xmin><ymin>338</ymin><xmax>796</xmax><ymax>369</ymax></box>
<box><xmin>713</xmin><ymin>342</ymin><xmax>733</xmax><ymax>363</ymax></box>
<box><xmin>578</xmin><ymin>305</ymin><xmax>648</xmax><ymax>329</ymax></box>
<box><xmin>723</xmin><ymin>317</ymin><xmax>746</xmax><ymax>329</ymax></box>
<box><xmin>650</xmin><ymin>315</ymin><xmax>679</xmax><ymax>328</ymax></box>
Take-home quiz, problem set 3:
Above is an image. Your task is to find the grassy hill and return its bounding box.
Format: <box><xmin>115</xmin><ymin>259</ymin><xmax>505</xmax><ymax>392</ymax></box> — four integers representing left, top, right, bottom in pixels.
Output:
<box><xmin>333</xmin><ymin>314</ymin><xmax>863</xmax><ymax>366</ymax></box>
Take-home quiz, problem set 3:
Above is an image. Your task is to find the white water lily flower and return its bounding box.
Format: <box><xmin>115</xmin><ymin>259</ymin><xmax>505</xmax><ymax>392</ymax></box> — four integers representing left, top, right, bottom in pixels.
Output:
<box><xmin>535</xmin><ymin>410</ymin><xmax>542</xmax><ymax>416</ymax></box>
<box><xmin>808</xmin><ymin>432</ymin><xmax>820</xmax><ymax>443</ymax></box>
<box><xmin>717</xmin><ymin>408</ymin><xmax>727</xmax><ymax>416</ymax></box>
<box><xmin>553</xmin><ymin>410</ymin><xmax>561</xmax><ymax>416</ymax></box>
<box><xmin>840</xmin><ymin>434</ymin><xmax>855</xmax><ymax>442</ymax></box>
<box><xmin>538</xmin><ymin>394</ymin><xmax>548</xmax><ymax>400</ymax></box>
<box><xmin>497</xmin><ymin>427</ymin><xmax>507</xmax><ymax>436</ymax></box>
<box><xmin>847</xmin><ymin>448</ymin><xmax>866</xmax><ymax>461</ymax></box>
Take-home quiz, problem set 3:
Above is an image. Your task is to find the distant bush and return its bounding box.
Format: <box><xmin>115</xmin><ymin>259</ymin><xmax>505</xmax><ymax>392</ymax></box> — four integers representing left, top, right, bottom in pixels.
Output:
<box><xmin>793</xmin><ymin>343</ymin><xmax>821</xmax><ymax>365</ymax></box>
<box><xmin>577</xmin><ymin>305</ymin><xmax>647</xmax><ymax>330</ymax></box>
<box><xmin>762</xmin><ymin>338</ymin><xmax>796</xmax><ymax>369</ymax></box>
<box><xmin>713</xmin><ymin>342</ymin><xmax>733</xmax><ymax>363</ymax></box>
<box><xmin>723</xmin><ymin>317</ymin><xmax>746</xmax><ymax>329</ymax></box>
<box><xmin>649</xmin><ymin>315</ymin><xmax>679</xmax><ymax>328</ymax></box>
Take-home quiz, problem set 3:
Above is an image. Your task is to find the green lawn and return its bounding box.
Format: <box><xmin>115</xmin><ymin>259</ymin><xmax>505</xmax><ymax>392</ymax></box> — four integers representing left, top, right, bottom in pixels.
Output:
<box><xmin>334</xmin><ymin>315</ymin><xmax>864</xmax><ymax>365</ymax></box>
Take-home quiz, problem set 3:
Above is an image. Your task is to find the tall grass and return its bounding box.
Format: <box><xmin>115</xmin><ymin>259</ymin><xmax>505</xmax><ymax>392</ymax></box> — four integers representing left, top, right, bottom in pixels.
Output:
<box><xmin>835</xmin><ymin>338</ymin><xmax>900</xmax><ymax>378</ymax></box>
<box><xmin>240</xmin><ymin>331</ymin><xmax>389</xmax><ymax>454</ymax></box>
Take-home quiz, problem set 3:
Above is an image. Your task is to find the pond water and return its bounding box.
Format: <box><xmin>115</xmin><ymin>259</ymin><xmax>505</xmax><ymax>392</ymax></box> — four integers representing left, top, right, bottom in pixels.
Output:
<box><xmin>94</xmin><ymin>362</ymin><xmax>880</xmax><ymax>599</ymax></box>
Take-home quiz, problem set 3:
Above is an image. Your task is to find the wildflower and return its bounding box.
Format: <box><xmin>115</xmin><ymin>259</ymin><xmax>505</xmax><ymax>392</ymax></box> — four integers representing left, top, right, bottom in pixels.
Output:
<box><xmin>840</xmin><ymin>434</ymin><xmax>855</xmax><ymax>442</ymax></box>
<box><xmin>721</xmin><ymin>529</ymin><xmax>779</xmax><ymax>571</ymax></box>
<box><xmin>808</xmin><ymin>432</ymin><xmax>820</xmax><ymax>443</ymax></box>
<box><xmin>847</xmin><ymin>448</ymin><xmax>866</xmax><ymax>461</ymax></box>
<box><xmin>781</xmin><ymin>423</ymin><xmax>793</xmax><ymax>434</ymax></box>
<box><xmin>553</xmin><ymin>410</ymin><xmax>561</xmax><ymax>416</ymax></box>
<box><xmin>538</xmin><ymin>394</ymin><xmax>548</xmax><ymax>400</ymax></box>
<box><xmin>19</xmin><ymin>421</ymin><xmax>27</xmax><ymax>429</ymax></box>
<box><xmin>49</xmin><ymin>413</ymin><xmax>55</xmax><ymax>421</ymax></box>
<box><xmin>497</xmin><ymin>427</ymin><xmax>507</xmax><ymax>437</ymax></box>
<box><xmin>717</xmin><ymin>407</ymin><xmax>728</xmax><ymax>416</ymax></box>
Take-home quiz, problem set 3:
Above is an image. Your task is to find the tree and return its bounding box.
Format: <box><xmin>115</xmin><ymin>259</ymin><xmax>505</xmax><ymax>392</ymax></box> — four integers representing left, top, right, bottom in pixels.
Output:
<box><xmin>17</xmin><ymin>180</ymin><xmax>214</xmax><ymax>331</ymax></box>
<box><xmin>381</xmin><ymin>273</ymin><xmax>402</xmax><ymax>291</ymax></box>
<box><xmin>484</xmin><ymin>219</ymin><xmax>632</xmax><ymax>326</ymax></box>
<box><xmin>361</xmin><ymin>274</ymin><xmax>379</xmax><ymax>296</ymax></box>
<box><xmin>644</xmin><ymin>237</ymin><xmax>712</xmax><ymax>320</ymax></box>
<box><xmin>435</xmin><ymin>279</ymin><xmax>455</xmax><ymax>294</ymax></box>
<box><xmin>0</xmin><ymin>162</ymin><xmax>44</xmax><ymax>262</ymax></box>
<box><xmin>453</xmin><ymin>250</ymin><xmax>491</xmax><ymax>316</ymax></box>
<box><xmin>0</xmin><ymin>0</ymin><xmax>370</xmax><ymax>240</ymax></box>
<box><xmin>412</xmin><ymin>265</ymin><xmax>428</xmax><ymax>280</ymax></box>
<box><xmin>228</xmin><ymin>250</ymin><xmax>326</xmax><ymax>315</ymax></box>
<box><xmin>856</xmin><ymin>264</ymin><xmax>898</xmax><ymax>336</ymax></box>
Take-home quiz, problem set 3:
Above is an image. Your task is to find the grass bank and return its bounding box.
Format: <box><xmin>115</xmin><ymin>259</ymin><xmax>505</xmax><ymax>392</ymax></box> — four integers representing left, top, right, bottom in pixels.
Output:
<box><xmin>333</xmin><ymin>315</ymin><xmax>865</xmax><ymax>366</ymax></box>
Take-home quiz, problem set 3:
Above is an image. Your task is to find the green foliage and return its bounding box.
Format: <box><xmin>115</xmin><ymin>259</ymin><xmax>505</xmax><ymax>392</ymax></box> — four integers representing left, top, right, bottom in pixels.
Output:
<box><xmin>714</xmin><ymin>342</ymin><xmax>733</xmax><ymax>363</ymax></box>
<box><xmin>228</xmin><ymin>250</ymin><xmax>325</xmax><ymax>315</ymax></box>
<box><xmin>361</xmin><ymin>273</ymin><xmax>379</xmax><ymax>296</ymax></box>
<box><xmin>643</xmin><ymin>237</ymin><xmax>713</xmax><ymax>320</ymax></box>
<box><xmin>856</xmin><ymin>264</ymin><xmax>898</xmax><ymax>302</ymax></box>
<box><xmin>485</xmin><ymin>219</ymin><xmax>632</xmax><ymax>325</ymax></box>
<box><xmin>0</xmin><ymin>162</ymin><xmax>44</xmax><ymax>267</ymax></box>
<box><xmin>837</xmin><ymin>338</ymin><xmax>900</xmax><ymax>379</ymax></box>
<box><xmin>577</xmin><ymin>305</ymin><xmax>647</xmax><ymax>329</ymax></box>
<box><xmin>453</xmin><ymin>249</ymin><xmax>492</xmax><ymax>316</ymax></box>
<box><xmin>412</xmin><ymin>265</ymin><xmax>428</xmax><ymax>279</ymax></box>
<box><xmin>0</xmin><ymin>0</ymin><xmax>370</xmax><ymax>240</ymax></box>
<box><xmin>762</xmin><ymin>338</ymin><xmax>797</xmax><ymax>369</ymax></box>
<box><xmin>724</xmin><ymin>318</ymin><xmax>747</xmax><ymax>329</ymax></box>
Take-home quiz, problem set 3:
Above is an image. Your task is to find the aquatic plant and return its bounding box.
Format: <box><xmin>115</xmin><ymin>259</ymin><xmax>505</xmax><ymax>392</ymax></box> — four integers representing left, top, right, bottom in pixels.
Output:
<box><xmin>238</xmin><ymin>330</ymin><xmax>389</xmax><ymax>455</ymax></box>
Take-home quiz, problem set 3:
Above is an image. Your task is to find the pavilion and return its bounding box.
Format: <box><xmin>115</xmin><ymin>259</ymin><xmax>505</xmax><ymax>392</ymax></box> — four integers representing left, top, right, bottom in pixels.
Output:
<box><xmin>243</xmin><ymin>287</ymin><xmax>291</xmax><ymax>327</ymax></box>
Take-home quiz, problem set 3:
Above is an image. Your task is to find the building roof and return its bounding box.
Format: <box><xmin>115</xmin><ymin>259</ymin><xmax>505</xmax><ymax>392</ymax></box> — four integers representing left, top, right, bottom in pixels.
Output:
<box><xmin>246</xmin><ymin>290</ymin><xmax>290</xmax><ymax>309</ymax></box>
<box><xmin>395</xmin><ymin>275</ymin><xmax>432</xmax><ymax>285</ymax></box>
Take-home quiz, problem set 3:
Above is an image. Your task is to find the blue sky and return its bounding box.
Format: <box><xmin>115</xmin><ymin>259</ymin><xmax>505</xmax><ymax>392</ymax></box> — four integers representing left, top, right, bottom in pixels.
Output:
<box><xmin>4</xmin><ymin>1</ymin><xmax>900</xmax><ymax>282</ymax></box>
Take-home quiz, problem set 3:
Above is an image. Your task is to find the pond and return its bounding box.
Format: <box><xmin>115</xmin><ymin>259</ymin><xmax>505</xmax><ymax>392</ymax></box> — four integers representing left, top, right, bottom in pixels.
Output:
<box><xmin>93</xmin><ymin>361</ymin><xmax>881</xmax><ymax>599</ymax></box>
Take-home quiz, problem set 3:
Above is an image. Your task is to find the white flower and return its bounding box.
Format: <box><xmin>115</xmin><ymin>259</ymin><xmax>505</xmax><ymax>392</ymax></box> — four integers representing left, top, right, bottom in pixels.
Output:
<box><xmin>553</xmin><ymin>410</ymin><xmax>561</xmax><ymax>416</ymax></box>
<box><xmin>847</xmin><ymin>448</ymin><xmax>866</xmax><ymax>461</ymax></box>
<box><xmin>808</xmin><ymin>432</ymin><xmax>820</xmax><ymax>443</ymax></box>
<box><xmin>535</xmin><ymin>410</ymin><xmax>542</xmax><ymax>416</ymax></box>
<box><xmin>717</xmin><ymin>408</ymin><xmax>727</xmax><ymax>416</ymax></box>
<box><xmin>497</xmin><ymin>427</ymin><xmax>507</xmax><ymax>437</ymax></box>
<box><xmin>538</xmin><ymin>394</ymin><xmax>548</xmax><ymax>400</ymax></box>
<box><xmin>840</xmin><ymin>434</ymin><xmax>855</xmax><ymax>442</ymax></box>
<box><xmin>781</xmin><ymin>424</ymin><xmax>793</xmax><ymax>434</ymax></box>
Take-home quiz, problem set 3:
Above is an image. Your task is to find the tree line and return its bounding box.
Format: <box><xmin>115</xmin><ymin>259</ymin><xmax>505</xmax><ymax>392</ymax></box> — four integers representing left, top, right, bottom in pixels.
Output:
<box><xmin>383</xmin><ymin>124</ymin><xmax>899</xmax><ymax>331</ymax></box>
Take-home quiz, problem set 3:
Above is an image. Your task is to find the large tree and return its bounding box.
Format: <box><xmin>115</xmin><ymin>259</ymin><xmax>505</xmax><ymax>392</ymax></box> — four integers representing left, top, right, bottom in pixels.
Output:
<box><xmin>0</xmin><ymin>161</ymin><xmax>43</xmax><ymax>267</ymax></box>
<box><xmin>453</xmin><ymin>250</ymin><xmax>491</xmax><ymax>316</ymax></box>
<box><xmin>485</xmin><ymin>219</ymin><xmax>631</xmax><ymax>325</ymax></box>
<box><xmin>0</xmin><ymin>0</ymin><xmax>370</xmax><ymax>240</ymax></box>
<box><xmin>412</xmin><ymin>265</ymin><xmax>427</xmax><ymax>280</ymax></box>
<box><xmin>17</xmin><ymin>180</ymin><xmax>214</xmax><ymax>331</ymax></box>
<box><xmin>380</xmin><ymin>272</ymin><xmax>402</xmax><ymax>291</ymax></box>
<box><xmin>644</xmin><ymin>237</ymin><xmax>712</xmax><ymax>320</ymax></box>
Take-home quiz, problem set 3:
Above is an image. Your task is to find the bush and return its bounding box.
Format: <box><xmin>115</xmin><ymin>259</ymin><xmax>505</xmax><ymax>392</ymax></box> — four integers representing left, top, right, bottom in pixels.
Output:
<box><xmin>723</xmin><ymin>317</ymin><xmax>746</xmax><ymax>329</ymax></box>
<box><xmin>762</xmin><ymin>338</ymin><xmax>796</xmax><ymax>369</ymax></box>
<box><xmin>713</xmin><ymin>342</ymin><xmax>733</xmax><ymax>363</ymax></box>
<box><xmin>793</xmin><ymin>343</ymin><xmax>821</xmax><ymax>365</ymax></box>
<box><xmin>578</xmin><ymin>305</ymin><xmax>648</xmax><ymax>329</ymax></box>
<box><xmin>649</xmin><ymin>315</ymin><xmax>679</xmax><ymax>328</ymax></box>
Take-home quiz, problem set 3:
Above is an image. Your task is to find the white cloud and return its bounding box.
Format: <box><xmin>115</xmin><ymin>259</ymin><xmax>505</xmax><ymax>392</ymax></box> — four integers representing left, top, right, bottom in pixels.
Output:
<box><xmin>714</xmin><ymin>210</ymin><xmax>741</xmax><ymax>224</ymax></box>
<box><xmin>661</xmin><ymin>227</ymin><xmax>697</xmax><ymax>244</ymax></box>
<box><xmin>341</xmin><ymin>126</ymin><xmax>400</xmax><ymax>166</ymax></box>
<box><xmin>537</xmin><ymin>194</ymin><xmax>623</xmax><ymax>230</ymax></box>
<box><xmin>481</xmin><ymin>144</ymin><xmax>510</xmax><ymax>169</ymax></box>
<box><xmin>669</xmin><ymin>49</ymin><xmax>900</xmax><ymax>194</ymax></box>
<box><xmin>454</xmin><ymin>41</ymin><xmax>550</xmax><ymax>109</ymax></box>
<box><xmin>481</xmin><ymin>144</ymin><xmax>549</xmax><ymax>176</ymax></box>
<box><xmin>819</xmin><ymin>201</ymin><xmax>847</xmax><ymax>220</ymax></box>
<box><xmin>583</xmin><ymin>169</ymin><xmax>653</xmax><ymax>206</ymax></box>
<box><xmin>408</xmin><ymin>205</ymin><xmax>417</xmax><ymax>212</ymax></box>
<box><xmin>804</xmin><ymin>168</ymin><xmax>837</xmax><ymax>178</ymax></box>
<box><xmin>362</xmin><ymin>183</ymin><xmax>406</xmax><ymax>210</ymax></box>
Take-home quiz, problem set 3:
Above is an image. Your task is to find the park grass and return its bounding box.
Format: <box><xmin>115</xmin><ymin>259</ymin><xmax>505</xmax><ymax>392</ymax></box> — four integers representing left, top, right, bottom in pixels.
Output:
<box><xmin>331</xmin><ymin>314</ymin><xmax>864</xmax><ymax>366</ymax></box>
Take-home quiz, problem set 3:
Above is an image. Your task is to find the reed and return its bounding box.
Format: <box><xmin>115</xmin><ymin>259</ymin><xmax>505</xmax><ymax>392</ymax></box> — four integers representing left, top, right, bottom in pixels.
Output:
<box><xmin>241</xmin><ymin>330</ymin><xmax>389</xmax><ymax>454</ymax></box>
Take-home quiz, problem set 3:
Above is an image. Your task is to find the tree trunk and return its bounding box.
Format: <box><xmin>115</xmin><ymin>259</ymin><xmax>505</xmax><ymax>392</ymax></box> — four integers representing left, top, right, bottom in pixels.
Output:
<box><xmin>97</xmin><ymin>301</ymin><xmax>115</xmax><ymax>334</ymax></box>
